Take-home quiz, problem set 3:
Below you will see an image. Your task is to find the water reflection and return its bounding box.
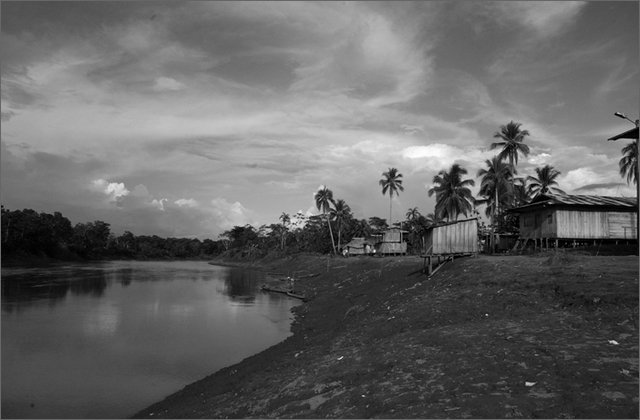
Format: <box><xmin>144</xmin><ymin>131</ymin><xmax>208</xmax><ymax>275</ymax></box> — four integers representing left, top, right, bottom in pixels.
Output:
<box><xmin>220</xmin><ymin>268</ymin><xmax>261</xmax><ymax>304</ymax></box>
<box><xmin>1</xmin><ymin>267</ymin><xmax>109</xmax><ymax>312</ymax></box>
<box><xmin>1</xmin><ymin>261</ymin><xmax>298</xmax><ymax>419</ymax></box>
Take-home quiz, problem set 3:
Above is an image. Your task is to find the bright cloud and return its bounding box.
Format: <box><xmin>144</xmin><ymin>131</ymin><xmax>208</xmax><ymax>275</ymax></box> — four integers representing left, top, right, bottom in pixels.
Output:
<box><xmin>92</xmin><ymin>179</ymin><xmax>130</xmax><ymax>202</ymax></box>
<box><xmin>175</xmin><ymin>198</ymin><xmax>198</xmax><ymax>208</ymax></box>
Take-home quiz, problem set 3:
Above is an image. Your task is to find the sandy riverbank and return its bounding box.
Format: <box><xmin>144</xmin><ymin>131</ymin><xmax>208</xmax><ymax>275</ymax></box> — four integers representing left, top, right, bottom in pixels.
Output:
<box><xmin>133</xmin><ymin>251</ymin><xmax>638</xmax><ymax>418</ymax></box>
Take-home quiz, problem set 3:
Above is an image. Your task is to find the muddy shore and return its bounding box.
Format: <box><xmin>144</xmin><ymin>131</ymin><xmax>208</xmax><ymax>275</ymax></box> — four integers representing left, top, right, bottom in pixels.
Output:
<box><xmin>133</xmin><ymin>252</ymin><xmax>638</xmax><ymax>419</ymax></box>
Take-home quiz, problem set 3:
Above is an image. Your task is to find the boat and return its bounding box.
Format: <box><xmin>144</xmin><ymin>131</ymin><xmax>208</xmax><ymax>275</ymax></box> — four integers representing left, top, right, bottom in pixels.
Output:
<box><xmin>261</xmin><ymin>284</ymin><xmax>308</xmax><ymax>301</ymax></box>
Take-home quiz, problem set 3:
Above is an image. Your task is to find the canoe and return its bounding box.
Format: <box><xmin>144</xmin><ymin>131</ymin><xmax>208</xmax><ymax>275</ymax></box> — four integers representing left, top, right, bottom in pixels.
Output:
<box><xmin>261</xmin><ymin>285</ymin><xmax>308</xmax><ymax>301</ymax></box>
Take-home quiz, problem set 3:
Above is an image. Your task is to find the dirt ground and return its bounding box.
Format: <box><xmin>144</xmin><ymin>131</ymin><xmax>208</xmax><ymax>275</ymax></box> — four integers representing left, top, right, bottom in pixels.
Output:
<box><xmin>133</xmin><ymin>251</ymin><xmax>639</xmax><ymax>419</ymax></box>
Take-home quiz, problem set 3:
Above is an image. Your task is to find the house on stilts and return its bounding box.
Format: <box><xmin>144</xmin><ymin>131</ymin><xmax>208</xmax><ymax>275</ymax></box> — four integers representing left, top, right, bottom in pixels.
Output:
<box><xmin>506</xmin><ymin>193</ymin><xmax>638</xmax><ymax>251</ymax></box>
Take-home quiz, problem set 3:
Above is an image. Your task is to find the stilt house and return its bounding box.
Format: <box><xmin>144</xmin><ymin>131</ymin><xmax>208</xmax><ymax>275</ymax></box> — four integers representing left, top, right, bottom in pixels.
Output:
<box><xmin>507</xmin><ymin>194</ymin><xmax>638</xmax><ymax>247</ymax></box>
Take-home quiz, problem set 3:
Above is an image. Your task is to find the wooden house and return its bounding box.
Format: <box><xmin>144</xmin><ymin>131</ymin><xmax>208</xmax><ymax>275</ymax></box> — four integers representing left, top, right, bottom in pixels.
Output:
<box><xmin>423</xmin><ymin>218</ymin><xmax>479</xmax><ymax>256</ymax></box>
<box><xmin>507</xmin><ymin>194</ymin><xmax>637</xmax><ymax>247</ymax></box>
<box><xmin>375</xmin><ymin>228</ymin><xmax>408</xmax><ymax>255</ymax></box>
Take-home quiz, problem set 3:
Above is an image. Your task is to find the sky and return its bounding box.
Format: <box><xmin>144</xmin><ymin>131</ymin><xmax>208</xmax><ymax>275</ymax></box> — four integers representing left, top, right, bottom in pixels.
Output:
<box><xmin>1</xmin><ymin>1</ymin><xmax>638</xmax><ymax>239</ymax></box>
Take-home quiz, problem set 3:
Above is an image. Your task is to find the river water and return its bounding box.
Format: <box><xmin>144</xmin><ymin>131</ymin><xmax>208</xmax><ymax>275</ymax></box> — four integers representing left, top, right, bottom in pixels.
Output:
<box><xmin>1</xmin><ymin>260</ymin><xmax>298</xmax><ymax>419</ymax></box>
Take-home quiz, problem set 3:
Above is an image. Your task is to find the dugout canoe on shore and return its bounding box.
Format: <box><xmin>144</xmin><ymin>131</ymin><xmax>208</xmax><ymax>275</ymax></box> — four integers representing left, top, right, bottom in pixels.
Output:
<box><xmin>260</xmin><ymin>284</ymin><xmax>308</xmax><ymax>301</ymax></box>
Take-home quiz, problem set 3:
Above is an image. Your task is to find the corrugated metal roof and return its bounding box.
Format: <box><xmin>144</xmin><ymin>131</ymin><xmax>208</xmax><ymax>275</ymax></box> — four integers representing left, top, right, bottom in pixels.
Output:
<box><xmin>509</xmin><ymin>194</ymin><xmax>637</xmax><ymax>212</ymax></box>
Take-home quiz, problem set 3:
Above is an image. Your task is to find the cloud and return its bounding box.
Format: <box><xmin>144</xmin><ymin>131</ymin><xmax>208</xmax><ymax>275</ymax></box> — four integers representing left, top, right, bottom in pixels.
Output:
<box><xmin>401</xmin><ymin>143</ymin><xmax>493</xmax><ymax>176</ymax></box>
<box><xmin>493</xmin><ymin>2</ymin><xmax>586</xmax><ymax>38</ymax></box>
<box><xmin>527</xmin><ymin>153</ymin><xmax>551</xmax><ymax>166</ymax></box>
<box><xmin>175</xmin><ymin>198</ymin><xmax>198</xmax><ymax>208</ymax></box>
<box><xmin>150</xmin><ymin>198</ymin><xmax>168</xmax><ymax>211</ymax></box>
<box><xmin>92</xmin><ymin>179</ymin><xmax>130</xmax><ymax>202</ymax></box>
<box><xmin>153</xmin><ymin>76</ymin><xmax>184</xmax><ymax>92</ymax></box>
<box><xmin>561</xmin><ymin>167</ymin><xmax>614</xmax><ymax>193</ymax></box>
<box><xmin>289</xmin><ymin>6</ymin><xmax>433</xmax><ymax>106</ymax></box>
<box><xmin>209</xmin><ymin>198</ymin><xmax>255</xmax><ymax>231</ymax></box>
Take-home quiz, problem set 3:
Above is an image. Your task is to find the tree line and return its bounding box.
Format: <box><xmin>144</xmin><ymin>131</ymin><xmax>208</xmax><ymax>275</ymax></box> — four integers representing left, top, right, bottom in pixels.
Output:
<box><xmin>3</xmin><ymin>120</ymin><xmax>635</xmax><ymax>261</ymax></box>
<box><xmin>1</xmin><ymin>207</ymin><xmax>223</xmax><ymax>260</ymax></box>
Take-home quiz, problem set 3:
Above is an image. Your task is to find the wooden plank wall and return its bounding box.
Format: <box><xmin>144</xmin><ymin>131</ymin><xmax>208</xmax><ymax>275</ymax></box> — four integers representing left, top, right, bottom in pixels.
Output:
<box><xmin>556</xmin><ymin>210</ymin><xmax>608</xmax><ymax>238</ymax></box>
<box><xmin>519</xmin><ymin>209</ymin><xmax>557</xmax><ymax>239</ymax></box>
<box><xmin>431</xmin><ymin>219</ymin><xmax>478</xmax><ymax>254</ymax></box>
<box><xmin>607</xmin><ymin>212</ymin><xmax>638</xmax><ymax>239</ymax></box>
<box><xmin>383</xmin><ymin>230</ymin><xmax>402</xmax><ymax>242</ymax></box>
<box><xmin>518</xmin><ymin>209</ymin><xmax>637</xmax><ymax>240</ymax></box>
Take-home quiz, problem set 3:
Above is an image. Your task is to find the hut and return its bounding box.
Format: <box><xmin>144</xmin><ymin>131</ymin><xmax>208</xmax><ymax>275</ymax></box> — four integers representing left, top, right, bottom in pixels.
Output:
<box><xmin>423</xmin><ymin>218</ymin><xmax>479</xmax><ymax>256</ymax></box>
<box><xmin>343</xmin><ymin>237</ymin><xmax>375</xmax><ymax>256</ymax></box>
<box><xmin>507</xmin><ymin>194</ymin><xmax>638</xmax><ymax>249</ymax></box>
<box><xmin>375</xmin><ymin>227</ymin><xmax>408</xmax><ymax>255</ymax></box>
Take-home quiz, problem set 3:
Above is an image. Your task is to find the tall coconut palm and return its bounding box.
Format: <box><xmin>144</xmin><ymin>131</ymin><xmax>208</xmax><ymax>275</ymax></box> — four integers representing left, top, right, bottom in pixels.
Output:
<box><xmin>428</xmin><ymin>163</ymin><xmax>475</xmax><ymax>221</ymax></box>
<box><xmin>490</xmin><ymin>121</ymin><xmax>531</xmax><ymax>174</ymax></box>
<box><xmin>526</xmin><ymin>165</ymin><xmax>565</xmax><ymax>198</ymax></box>
<box><xmin>330</xmin><ymin>199</ymin><xmax>351</xmax><ymax>252</ymax></box>
<box><xmin>619</xmin><ymin>141</ymin><xmax>638</xmax><ymax>186</ymax></box>
<box><xmin>476</xmin><ymin>156</ymin><xmax>514</xmax><ymax>224</ymax></box>
<box><xmin>379</xmin><ymin>168</ymin><xmax>404</xmax><ymax>226</ymax></box>
<box><xmin>314</xmin><ymin>186</ymin><xmax>337</xmax><ymax>255</ymax></box>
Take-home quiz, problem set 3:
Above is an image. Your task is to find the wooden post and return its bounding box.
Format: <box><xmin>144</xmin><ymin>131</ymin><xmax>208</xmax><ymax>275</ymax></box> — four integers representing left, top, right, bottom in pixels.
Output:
<box><xmin>427</xmin><ymin>256</ymin><xmax>432</xmax><ymax>276</ymax></box>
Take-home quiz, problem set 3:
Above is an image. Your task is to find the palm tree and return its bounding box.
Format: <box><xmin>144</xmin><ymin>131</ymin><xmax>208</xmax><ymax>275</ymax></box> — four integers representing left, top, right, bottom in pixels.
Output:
<box><xmin>619</xmin><ymin>141</ymin><xmax>638</xmax><ymax>186</ymax></box>
<box><xmin>526</xmin><ymin>165</ymin><xmax>565</xmax><ymax>198</ymax></box>
<box><xmin>379</xmin><ymin>168</ymin><xmax>404</xmax><ymax>226</ymax></box>
<box><xmin>314</xmin><ymin>186</ymin><xmax>337</xmax><ymax>255</ymax></box>
<box><xmin>405</xmin><ymin>207</ymin><xmax>421</xmax><ymax>222</ymax></box>
<box><xmin>425</xmin><ymin>212</ymin><xmax>443</xmax><ymax>226</ymax></box>
<box><xmin>330</xmin><ymin>199</ymin><xmax>351</xmax><ymax>252</ymax></box>
<box><xmin>278</xmin><ymin>212</ymin><xmax>290</xmax><ymax>250</ymax></box>
<box><xmin>490</xmin><ymin>121</ymin><xmax>531</xmax><ymax>174</ymax></box>
<box><xmin>428</xmin><ymin>163</ymin><xmax>476</xmax><ymax>221</ymax></box>
<box><xmin>476</xmin><ymin>156</ymin><xmax>514</xmax><ymax>224</ymax></box>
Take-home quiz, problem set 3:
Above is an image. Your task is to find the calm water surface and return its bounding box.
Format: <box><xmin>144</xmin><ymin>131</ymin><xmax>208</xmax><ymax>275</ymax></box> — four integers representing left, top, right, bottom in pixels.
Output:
<box><xmin>1</xmin><ymin>260</ymin><xmax>297</xmax><ymax>419</ymax></box>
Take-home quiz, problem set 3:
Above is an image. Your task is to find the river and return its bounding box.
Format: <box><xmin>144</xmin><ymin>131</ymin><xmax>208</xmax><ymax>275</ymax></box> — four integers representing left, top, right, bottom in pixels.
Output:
<box><xmin>1</xmin><ymin>260</ymin><xmax>298</xmax><ymax>419</ymax></box>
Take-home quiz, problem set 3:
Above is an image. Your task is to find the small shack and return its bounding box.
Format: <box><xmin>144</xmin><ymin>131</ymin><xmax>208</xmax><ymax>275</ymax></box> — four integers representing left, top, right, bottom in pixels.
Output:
<box><xmin>507</xmin><ymin>193</ymin><xmax>638</xmax><ymax>249</ymax></box>
<box><xmin>344</xmin><ymin>237</ymin><xmax>375</xmax><ymax>256</ymax></box>
<box><xmin>423</xmin><ymin>217</ymin><xmax>479</xmax><ymax>256</ymax></box>
<box><xmin>420</xmin><ymin>217</ymin><xmax>478</xmax><ymax>276</ymax></box>
<box><xmin>375</xmin><ymin>227</ymin><xmax>407</xmax><ymax>255</ymax></box>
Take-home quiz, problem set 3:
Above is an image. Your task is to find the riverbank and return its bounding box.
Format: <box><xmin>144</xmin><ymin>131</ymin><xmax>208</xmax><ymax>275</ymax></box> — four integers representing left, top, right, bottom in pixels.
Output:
<box><xmin>133</xmin><ymin>251</ymin><xmax>639</xmax><ymax>418</ymax></box>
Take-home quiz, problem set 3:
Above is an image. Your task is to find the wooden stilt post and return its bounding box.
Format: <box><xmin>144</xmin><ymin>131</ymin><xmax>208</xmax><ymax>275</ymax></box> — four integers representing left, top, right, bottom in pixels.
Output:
<box><xmin>427</xmin><ymin>256</ymin><xmax>432</xmax><ymax>276</ymax></box>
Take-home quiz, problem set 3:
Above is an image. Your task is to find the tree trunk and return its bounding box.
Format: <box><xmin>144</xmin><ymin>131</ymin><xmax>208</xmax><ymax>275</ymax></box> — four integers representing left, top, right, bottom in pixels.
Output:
<box><xmin>325</xmin><ymin>211</ymin><xmax>337</xmax><ymax>255</ymax></box>
<box><xmin>389</xmin><ymin>195</ymin><xmax>393</xmax><ymax>227</ymax></box>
